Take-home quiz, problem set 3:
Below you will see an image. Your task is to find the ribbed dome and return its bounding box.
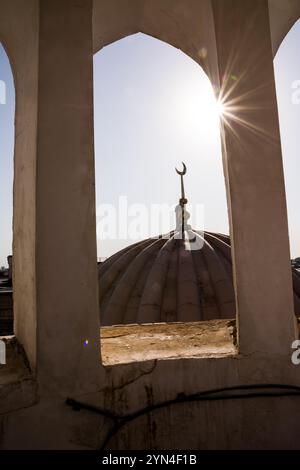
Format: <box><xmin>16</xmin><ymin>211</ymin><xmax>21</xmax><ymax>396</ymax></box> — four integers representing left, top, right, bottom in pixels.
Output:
<box><xmin>98</xmin><ymin>229</ymin><xmax>237</xmax><ymax>325</ymax></box>
<box><xmin>98</xmin><ymin>229</ymin><xmax>300</xmax><ymax>326</ymax></box>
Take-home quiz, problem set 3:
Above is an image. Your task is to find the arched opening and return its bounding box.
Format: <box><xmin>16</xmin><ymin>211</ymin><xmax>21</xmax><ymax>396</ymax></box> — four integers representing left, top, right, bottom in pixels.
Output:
<box><xmin>0</xmin><ymin>43</ymin><xmax>15</xmax><ymax>335</ymax></box>
<box><xmin>274</xmin><ymin>19</ymin><xmax>300</xmax><ymax>315</ymax></box>
<box><xmin>94</xmin><ymin>33</ymin><xmax>235</xmax><ymax>364</ymax></box>
<box><xmin>94</xmin><ymin>33</ymin><xmax>228</xmax><ymax>254</ymax></box>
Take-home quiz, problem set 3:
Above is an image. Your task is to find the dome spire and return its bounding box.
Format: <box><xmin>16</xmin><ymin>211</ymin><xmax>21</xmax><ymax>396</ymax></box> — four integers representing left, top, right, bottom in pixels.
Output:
<box><xmin>175</xmin><ymin>162</ymin><xmax>188</xmax><ymax>238</ymax></box>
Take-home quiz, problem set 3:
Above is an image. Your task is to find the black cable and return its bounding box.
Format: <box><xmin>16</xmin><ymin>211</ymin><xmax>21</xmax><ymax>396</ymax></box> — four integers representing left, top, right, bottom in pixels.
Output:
<box><xmin>66</xmin><ymin>383</ymin><xmax>300</xmax><ymax>449</ymax></box>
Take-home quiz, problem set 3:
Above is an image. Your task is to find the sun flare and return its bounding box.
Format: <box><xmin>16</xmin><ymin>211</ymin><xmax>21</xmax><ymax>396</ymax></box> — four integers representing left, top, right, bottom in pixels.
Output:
<box><xmin>173</xmin><ymin>80</ymin><xmax>226</xmax><ymax>135</ymax></box>
<box><xmin>215</xmin><ymin>99</ymin><xmax>225</xmax><ymax>117</ymax></box>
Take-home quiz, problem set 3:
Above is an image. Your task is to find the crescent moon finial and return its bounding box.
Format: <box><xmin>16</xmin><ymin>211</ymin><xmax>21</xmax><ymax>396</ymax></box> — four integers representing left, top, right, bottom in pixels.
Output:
<box><xmin>175</xmin><ymin>161</ymin><xmax>187</xmax><ymax>176</ymax></box>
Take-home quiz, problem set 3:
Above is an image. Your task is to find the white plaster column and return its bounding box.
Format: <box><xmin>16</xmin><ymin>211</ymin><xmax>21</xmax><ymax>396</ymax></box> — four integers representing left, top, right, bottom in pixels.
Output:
<box><xmin>211</xmin><ymin>0</ymin><xmax>297</xmax><ymax>355</ymax></box>
<box><xmin>35</xmin><ymin>0</ymin><xmax>100</xmax><ymax>395</ymax></box>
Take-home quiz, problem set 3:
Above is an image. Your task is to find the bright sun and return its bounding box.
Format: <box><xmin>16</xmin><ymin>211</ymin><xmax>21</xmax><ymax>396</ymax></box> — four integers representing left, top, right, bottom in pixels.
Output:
<box><xmin>173</xmin><ymin>81</ymin><xmax>225</xmax><ymax>135</ymax></box>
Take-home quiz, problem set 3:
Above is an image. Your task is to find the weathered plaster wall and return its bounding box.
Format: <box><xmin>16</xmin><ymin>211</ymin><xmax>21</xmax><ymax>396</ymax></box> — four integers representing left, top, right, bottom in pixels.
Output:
<box><xmin>2</xmin><ymin>343</ymin><xmax>300</xmax><ymax>449</ymax></box>
<box><xmin>0</xmin><ymin>0</ymin><xmax>102</xmax><ymax>393</ymax></box>
<box><xmin>211</xmin><ymin>0</ymin><xmax>297</xmax><ymax>355</ymax></box>
<box><xmin>93</xmin><ymin>0</ymin><xmax>300</xmax><ymax>80</ymax></box>
<box><xmin>35</xmin><ymin>0</ymin><xmax>101</xmax><ymax>397</ymax></box>
<box><xmin>93</xmin><ymin>0</ymin><xmax>220</xmax><ymax>85</ymax></box>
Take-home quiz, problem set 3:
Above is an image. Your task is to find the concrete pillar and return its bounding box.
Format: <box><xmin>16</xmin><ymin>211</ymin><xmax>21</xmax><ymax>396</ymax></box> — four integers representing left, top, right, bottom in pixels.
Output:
<box><xmin>36</xmin><ymin>0</ymin><xmax>100</xmax><ymax>395</ymax></box>
<box><xmin>211</xmin><ymin>0</ymin><xmax>297</xmax><ymax>355</ymax></box>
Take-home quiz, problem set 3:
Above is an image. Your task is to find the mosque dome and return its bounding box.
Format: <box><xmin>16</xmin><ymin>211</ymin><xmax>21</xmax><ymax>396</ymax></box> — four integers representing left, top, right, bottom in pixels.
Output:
<box><xmin>99</xmin><ymin>229</ymin><xmax>237</xmax><ymax>325</ymax></box>
<box><xmin>98</xmin><ymin>163</ymin><xmax>300</xmax><ymax>326</ymax></box>
<box><xmin>99</xmin><ymin>232</ymin><xmax>300</xmax><ymax>325</ymax></box>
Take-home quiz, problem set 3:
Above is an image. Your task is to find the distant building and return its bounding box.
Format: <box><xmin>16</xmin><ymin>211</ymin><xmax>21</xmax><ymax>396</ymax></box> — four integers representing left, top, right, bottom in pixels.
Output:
<box><xmin>292</xmin><ymin>258</ymin><xmax>300</xmax><ymax>269</ymax></box>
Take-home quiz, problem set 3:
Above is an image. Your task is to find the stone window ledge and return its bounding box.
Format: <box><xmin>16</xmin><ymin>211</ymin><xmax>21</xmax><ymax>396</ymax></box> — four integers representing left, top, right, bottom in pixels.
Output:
<box><xmin>100</xmin><ymin>319</ymin><xmax>237</xmax><ymax>366</ymax></box>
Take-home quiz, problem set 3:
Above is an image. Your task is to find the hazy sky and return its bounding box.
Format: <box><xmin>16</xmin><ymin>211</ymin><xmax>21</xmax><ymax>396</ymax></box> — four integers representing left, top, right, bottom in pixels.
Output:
<box><xmin>274</xmin><ymin>21</ymin><xmax>300</xmax><ymax>260</ymax></box>
<box><xmin>0</xmin><ymin>23</ymin><xmax>300</xmax><ymax>267</ymax></box>
<box><xmin>93</xmin><ymin>33</ymin><xmax>226</xmax><ymax>259</ymax></box>
<box><xmin>0</xmin><ymin>43</ymin><xmax>14</xmax><ymax>268</ymax></box>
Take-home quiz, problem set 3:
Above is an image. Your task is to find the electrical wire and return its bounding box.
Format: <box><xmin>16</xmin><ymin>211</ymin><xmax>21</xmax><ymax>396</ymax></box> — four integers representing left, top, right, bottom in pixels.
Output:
<box><xmin>66</xmin><ymin>383</ymin><xmax>300</xmax><ymax>450</ymax></box>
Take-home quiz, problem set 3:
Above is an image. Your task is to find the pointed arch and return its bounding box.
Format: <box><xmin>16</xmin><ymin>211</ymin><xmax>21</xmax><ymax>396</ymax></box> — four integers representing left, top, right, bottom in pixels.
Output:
<box><xmin>0</xmin><ymin>0</ymin><xmax>39</xmax><ymax>368</ymax></box>
<box><xmin>93</xmin><ymin>32</ymin><xmax>232</xmax><ymax>335</ymax></box>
